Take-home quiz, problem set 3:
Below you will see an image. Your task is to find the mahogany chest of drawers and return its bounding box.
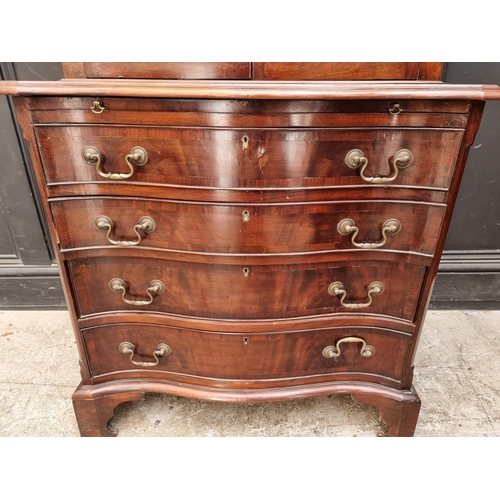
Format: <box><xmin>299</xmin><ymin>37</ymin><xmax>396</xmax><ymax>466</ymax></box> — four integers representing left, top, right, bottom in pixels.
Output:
<box><xmin>2</xmin><ymin>62</ymin><xmax>499</xmax><ymax>436</ymax></box>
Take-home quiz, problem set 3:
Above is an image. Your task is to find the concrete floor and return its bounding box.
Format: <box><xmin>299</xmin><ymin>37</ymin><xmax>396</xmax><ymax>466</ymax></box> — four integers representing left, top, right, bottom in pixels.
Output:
<box><xmin>0</xmin><ymin>309</ymin><xmax>499</xmax><ymax>437</ymax></box>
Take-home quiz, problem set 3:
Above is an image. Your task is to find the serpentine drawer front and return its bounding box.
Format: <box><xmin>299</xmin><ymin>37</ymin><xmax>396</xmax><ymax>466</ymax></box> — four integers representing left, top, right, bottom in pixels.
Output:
<box><xmin>68</xmin><ymin>256</ymin><xmax>425</xmax><ymax>321</ymax></box>
<box><xmin>3</xmin><ymin>65</ymin><xmax>500</xmax><ymax>437</ymax></box>
<box><xmin>50</xmin><ymin>198</ymin><xmax>446</xmax><ymax>256</ymax></box>
<box><xmin>35</xmin><ymin>126</ymin><xmax>463</xmax><ymax>190</ymax></box>
<box><xmin>82</xmin><ymin>324</ymin><xmax>413</xmax><ymax>385</ymax></box>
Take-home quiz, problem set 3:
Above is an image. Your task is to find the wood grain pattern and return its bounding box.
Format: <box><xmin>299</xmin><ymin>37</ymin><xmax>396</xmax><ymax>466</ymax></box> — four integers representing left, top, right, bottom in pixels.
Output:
<box><xmin>72</xmin><ymin>378</ymin><xmax>421</xmax><ymax>436</ymax></box>
<box><xmin>29</xmin><ymin>109</ymin><xmax>469</xmax><ymax>129</ymax></box>
<box><xmin>352</xmin><ymin>385</ymin><xmax>421</xmax><ymax>437</ymax></box>
<box><xmin>83</xmin><ymin>323</ymin><xmax>412</xmax><ymax>383</ymax></box>
<box><xmin>76</xmin><ymin>308</ymin><xmax>419</xmax><ymax>336</ymax></box>
<box><xmin>25</xmin><ymin>96</ymin><xmax>471</xmax><ymax>114</ymax></box>
<box><xmin>62</xmin><ymin>62</ymin><xmax>442</xmax><ymax>82</ymax></box>
<box><xmin>417</xmin><ymin>63</ymin><xmax>445</xmax><ymax>81</ymax></box>
<box><xmin>72</xmin><ymin>384</ymin><xmax>145</xmax><ymax>437</ymax></box>
<box><xmin>2</xmin><ymin>80</ymin><xmax>500</xmax><ymax>101</ymax></box>
<box><xmin>68</xmin><ymin>256</ymin><xmax>425</xmax><ymax>321</ymax></box>
<box><xmin>35</xmin><ymin>126</ymin><xmax>464</xmax><ymax>191</ymax></box>
<box><xmin>51</xmin><ymin>197</ymin><xmax>446</xmax><ymax>257</ymax></box>
<box><xmin>253</xmin><ymin>62</ymin><xmax>423</xmax><ymax>80</ymax></box>
<box><xmin>45</xmin><ymin>182</ymin><xmax>449</xmax><ymax>205</ymax></box>
<box><xmin>11</xmin><ymin>97</ymin><xmax>93</xmax><ymax>383</ymax></box>
<box><xmin>63</xmin><ymin>62</ymin><xmax>252</xmax><ymax>80</ymax></box>
<box><xmin>59</xmin><ymin>245</ymin><xmax>430</xmax><ymax>268</ymax></box>
<box><xmin>5</xmin><ymin>66</ymin><xmax>497</xmax><ymax>437</ymax></box>
<box><xmin>401</xmin><ymin>101</ymin><xmax>487</xmax><ymax>375</ymax></box>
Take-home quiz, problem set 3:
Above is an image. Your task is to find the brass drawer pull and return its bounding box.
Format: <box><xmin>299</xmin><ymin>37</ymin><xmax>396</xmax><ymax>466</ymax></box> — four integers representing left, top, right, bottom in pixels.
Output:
<box><xmin>344</xmin><ymin>148</ymin><xmax>414</xmax><ymax>184</ymax></box>
<box><xmin>94</xmin><ymin>215</ymin><xmax>156</xmax><ymax>247</ymax></box>
<box><xmin>388</xmin><ymin>102</ymin><xmax>402</xmax><ymax>115</ymax></box>
<box><xmin>328</xmin><ymin>281</ymin><xmax>384</xmax><ymax>309</ymax></box>
<box><xmin>81</xmin><ymin>145</ymin><xmax>148</xmax><ymax>180</ymax></box>
<box><xmin>124</xmin><ymin>146</ymin><xmax>148</xmax><ymax>178</ymax></box>
<box><xmin>90</xmin><ymin>100</ymin><xmax>105</xmax><ymax>114</ymax></box>
<box><xmin>109</xmin><ymin>278</ymin><xmax>165</xmax><ymax>306</ymax></box>
<box><xmin>322</xmin><ymin>337</ymin><xmax>376</xmax><ymax>359</ymax></box>
<box><xmin>337</xmin><ymin>218</ymin><xmax>401</xmax><ymax>249</ymax></box>
<box><xmin>119</xmin><ymin>341</ymin><xmax>172</xmax><ymax>367</ymax></box>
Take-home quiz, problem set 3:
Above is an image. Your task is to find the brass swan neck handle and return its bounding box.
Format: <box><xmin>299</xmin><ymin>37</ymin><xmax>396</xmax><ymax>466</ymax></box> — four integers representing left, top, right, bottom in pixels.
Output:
<box><xmin>94</xmin><ymin>215</ymin><xmax>156</xmax><ymax>247</ymax></box>
<box><xmin>328</xmin><ymin>281</ymin><xmax>384</xmax><ymax>309</ymax></box>
<box><xmin>82</xmin><ymin>145</ymin><xmax>148</xmax><ymax>180</ymax></box>
<box><xmin>344</xmin><ymin>148</ymin><xmax>414</xmax><ymax>184</ymax></box>
<box><xmin>109</xmin><ymin>278</ymin><xmax>165</xmax><ymax>306</ymax></box>
<box><xmin>337</xmin><ymin>218</ymin><xmax>401</xmax><ymax>249</ymax></box>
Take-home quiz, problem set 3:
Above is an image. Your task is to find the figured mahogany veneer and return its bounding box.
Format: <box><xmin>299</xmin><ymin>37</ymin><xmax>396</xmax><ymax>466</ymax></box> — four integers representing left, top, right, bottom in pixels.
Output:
<box><xmin>62</xmin><ymin>62</ymin><xmax>252</xmax><ymax>80</ymax></box>
<box><xmin>51</xmin><ymin>197</ymin><xmax>446</xmax><ymax>256</ymax></box>
<box><xmin>3</xmin><ymin>68</ymin><xmax>499</xmax><ymax>437</ymax></box>
<box><xmin>36</xmin><ymin>126</ymin><xmax>463</xmax><ymax>191</ymax></box>
<box><xmin>62</xmin><ymin>62</ymin><xmax>443</xmax><ymax>81</ymax></box>
<box><xmin>252</xmin><ymin>62</ymin><xmax>444</xmax><ymax>81</ymax></box>
<box><xmin>26</xmin><ymin>96</ymin><xmax>472</xmax><ymax>115</ymax></box>
<box><xmin>83</xmin><ymin>323</ymin><xmax>413</xmax><ymax>385</ymax></box>
<box><xmin>68</xmin><ymin>255</ymin><xmax>425</xmax><ymax>321</ymax></box>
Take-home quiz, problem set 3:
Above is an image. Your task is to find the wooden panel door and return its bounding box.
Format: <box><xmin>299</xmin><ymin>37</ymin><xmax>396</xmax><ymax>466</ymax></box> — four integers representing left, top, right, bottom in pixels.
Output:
<box><xmin>252</xmin><ymin>63</ymin><xmax>444</xmax><ymax>80</ymax></box>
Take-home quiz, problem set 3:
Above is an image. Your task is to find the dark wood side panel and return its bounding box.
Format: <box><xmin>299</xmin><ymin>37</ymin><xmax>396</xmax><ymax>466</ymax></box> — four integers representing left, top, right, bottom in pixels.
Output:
<box><xmin>11</xmin><ymin>96</ymin><xmax>92</xmax><ymax>381</ymax></box>
<box><xmin>61</xmin><ymin>63</ymin><xmax>85</xmax><ymax>78</ymax></box>
<box><xmin>418</xmin><ymin>63</ymin><xmax>445</xmax><ymax>81</ymax></box>
<box><xmin>253</xmin><ymin>63</ymin><xmax>428</xmax><ymax>81</ymax></box>
<box><xmin>63</xmin><ymin>63</ymin><xmax>252</xmax><ymax>80</ymax></box>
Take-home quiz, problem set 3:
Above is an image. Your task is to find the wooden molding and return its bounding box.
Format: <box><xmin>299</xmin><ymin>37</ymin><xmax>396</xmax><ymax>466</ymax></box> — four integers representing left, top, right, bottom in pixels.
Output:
<box><xmin>1</xmin><ymin>80</ymin><xmax>500</xmax><ymax>100</ymax></box>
